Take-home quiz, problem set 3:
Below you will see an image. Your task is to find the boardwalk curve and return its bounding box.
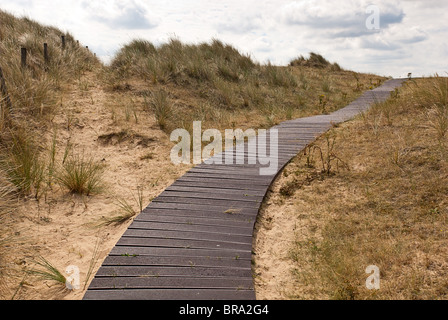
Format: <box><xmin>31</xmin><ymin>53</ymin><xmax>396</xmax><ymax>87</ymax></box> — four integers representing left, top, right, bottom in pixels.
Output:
<box><xmin>84</xmin><ymin>79</ymin><xmax>405</xmax><ymax>300</ymax></box>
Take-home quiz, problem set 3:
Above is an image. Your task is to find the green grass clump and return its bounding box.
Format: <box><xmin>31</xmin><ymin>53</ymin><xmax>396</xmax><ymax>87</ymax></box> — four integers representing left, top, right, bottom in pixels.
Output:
<box><xmin>290</xmin><ymin>52</ymin><xmax>342</xmax><ymax>71</ymax></box>
<box><xmin>108</xmin><ymin>38</ymin><xmax>299</xmax><ymax>110</ymax></box>
<box><xmin>412</xmin><ymin>76</ymin><xmax>448</xmax><ymax>142</ymax></box>
<box><xmin>28</xmin><ymin>256</ymin><xmax>66</xmax><ymax>287</ymax></box>
<box><xmin>145</xmin><ymin>89</ymin><xmax>173</xmax><ymax>131</ymax></box>
<box><xmin>0</xmin><ymin>167</ymin><xmax>16</xmax><ymax>297</ymax></box>
<box><xmin>0</xmin><ymin>130</ymin><xmax>45</xmax><ymax>198</ymax></box>
<box><xmin>94</xmin><ymin>187</ymin><xmax>146</xmax><ymax>227</ymax></box>
<box><xmin>57</xmin><ymin>154</ymin><xmax>105</xmax><ymax>196</ymax></box>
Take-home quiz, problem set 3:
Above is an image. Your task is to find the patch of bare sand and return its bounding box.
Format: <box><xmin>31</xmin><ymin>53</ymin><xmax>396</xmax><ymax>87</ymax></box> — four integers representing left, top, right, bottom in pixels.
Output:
<box><xmin>252</xmin><ymin>196</ymin><xmax>299</xmax><ymax>300</ymax></box>
<box><xmin>7</xmin><ymin>72</ymin><xmax>193</xmax><ymax>300</ymax></box>
<box><xmin>253</xmin><ymin>158</ymin><xmax>333</xmax><ymax>300</ymax></box>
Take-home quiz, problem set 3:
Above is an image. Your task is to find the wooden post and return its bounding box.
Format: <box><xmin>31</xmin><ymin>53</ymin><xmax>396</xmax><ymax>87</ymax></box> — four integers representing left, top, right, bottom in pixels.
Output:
<box><xmin>0</xmin><ymin>66</ymin><xmax>13</xmax><ymax>114</ymax></box>
<box><xmin>44</xmin><ymin>43</ymin><xmax>49</xmax><ymax>63</ymax></box>
<box><xmin>21</xmin><ymin>47</ymin><xmax>27</xmax><ymax>69</ymax></box>
<box><xmin>61</xmin><ymin>35</ymin><xmax>66</xmax><ymax>49</ymax></box>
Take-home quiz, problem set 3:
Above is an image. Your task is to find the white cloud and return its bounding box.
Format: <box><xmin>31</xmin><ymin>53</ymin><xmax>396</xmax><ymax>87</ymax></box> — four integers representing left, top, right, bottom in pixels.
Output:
<box><xmin>215</xmin><ymin>12</ymin><xmax>264</xmax><ymax>34</ymax></box>
<box><xmin>81</xmin><ymin>0</ymin><xmax>159</xmax><ymax>30</ymax></box>
<box><xmin>280</xmin><ymin>0</ymin><xmax>404</xmax><ymax>37</ymax></box>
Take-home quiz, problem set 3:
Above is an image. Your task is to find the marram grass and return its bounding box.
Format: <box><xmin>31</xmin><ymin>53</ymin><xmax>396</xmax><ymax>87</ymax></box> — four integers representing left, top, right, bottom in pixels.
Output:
<box><xmin>56</xmin><ymin>153</ymin><xmax>105</xmax><ymax>196</ymax></box>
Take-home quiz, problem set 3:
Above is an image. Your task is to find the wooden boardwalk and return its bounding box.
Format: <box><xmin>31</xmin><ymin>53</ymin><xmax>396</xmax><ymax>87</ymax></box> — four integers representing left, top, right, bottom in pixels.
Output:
<box><xmin>84</xmin><ymin>79</ymin><xmax>405</xmax><ymax>300</ymax></box>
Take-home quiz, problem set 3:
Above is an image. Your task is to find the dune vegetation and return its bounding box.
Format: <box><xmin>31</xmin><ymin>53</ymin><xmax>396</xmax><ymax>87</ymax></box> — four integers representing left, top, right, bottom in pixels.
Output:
<box><xmin>104</xmin><ymin>38</ymin><xmax>385</xmax><ymax>134</ymax></box>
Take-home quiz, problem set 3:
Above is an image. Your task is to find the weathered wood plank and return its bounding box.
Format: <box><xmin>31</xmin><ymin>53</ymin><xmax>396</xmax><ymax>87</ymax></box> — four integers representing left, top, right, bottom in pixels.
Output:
<box><xmin>116</xmin><ymin>237</ymin><xmax>252</xmax><ymax>252</ymax></box>
<box><xmin>94</xmin><ymin>266</ymin><xmax>252</xmax><ymax>278</ymax></box>
<box><xmin>110</xmin><ymin>246</ymin><xmax>252</xmax><ymax>260</ymax></box>
<box><xmin>127</xmin><ymin>221</ymin><xmax>254</xmax><ymax>236</ymax></box>
<box><xmin>165</xmin><ymin>185</ymin><xmax>267</xmax><ymax>197</ymax></box>
<box><xmin>145</xmin><ymin>202</ymin><xmax>260</xmax><ymax>216</ymax></box>
<box><xmin>88</xmin><ymin>277</ymin><xmax>254</xmax><ymax>290</ymax></box>
<box><xmin>122</xmin><ymin>229</ymin><xmax>253</xmax><ymax>245</ymax></box>
<box><xmin>181</xmin><ymin>172</ymin><xmax>273</xmax><ymax>183</ymax></box>
<box><xmin>102</xmin><ymin>255</ymin><xmax>251</xmax><ymax>269</ymax></box>
<box><xmin>176</xmin><ymin>176</ymin><xmax>272</xmax><ymax>187</ymax></box>
<box><xmin>134</xmin><ymin>214</ymin><xmax>255</xmax><ymax>228</ymax></box>
<box><xmin>169</xmin><ymin>181</ymin><xmax>268</xmax><ymax>193</ymax></box>
<box><xmin>157</xmin><ymin>191</ymin><xmax>263</xmax><ymax>203</ymax></box>
<box><xmin>143</xmin><ymin>202</ymin><xmax>257</xmax><ymax>220</ymax></box>
<box><xmin>84</xmin><ymin>289</ymin><xmax>255</xmax><ymax>300</ymax></box>
<box><xmin>152</xmin><ymin>197</ymin><xmax>261</xmax><ymax>209</ymax></box>
<box><xmin>138</xmin><ymin>207</ymin><xmax>257</xmax><ymax>223</ymax></box>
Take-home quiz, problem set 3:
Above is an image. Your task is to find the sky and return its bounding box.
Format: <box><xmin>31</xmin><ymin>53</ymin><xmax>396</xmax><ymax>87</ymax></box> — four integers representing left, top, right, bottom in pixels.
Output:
<box><xmin>1</xmin><ymin>0</ymin><xmax>447</xmax><ymax>78</ymax></box>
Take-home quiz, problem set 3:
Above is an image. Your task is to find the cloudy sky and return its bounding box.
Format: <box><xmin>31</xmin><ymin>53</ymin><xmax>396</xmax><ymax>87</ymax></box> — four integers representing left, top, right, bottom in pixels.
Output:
<box><xmin>1</xmin><ymin>0</ymin><xmax>447</xmax><ymax>78</ymax></box>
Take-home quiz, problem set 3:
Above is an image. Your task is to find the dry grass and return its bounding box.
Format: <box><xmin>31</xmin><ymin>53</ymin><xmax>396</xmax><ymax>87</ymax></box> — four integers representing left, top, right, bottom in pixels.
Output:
<box><xmin>254</xmin><ymin>76</ymin><xmax>448</xmax><ymax>300</ymax></box>
<box><xmin>0</xmin><ymin>129</ymin><xmax>45</xmax><ymax>198</ymax></box>
<box><xmin>0</xmin><ymin>11</ymin><xmax>99</xmax><ymax>125</ymax></box>
<box><xmin>144</xmin><ymin>89</ymin><xmax>173</xmax><ymax>131</ymax></box>
<box><xmin>290</xmin><ymin>52</ymin><xmax>342</xmax><ymax>71</ymax></box>
<box><xmin>56</xmin><ymin>153</ymin><xmax>105</xmax><ymax>196</ymax></box>
<box><xmin>0</xmin><ymin>169</ymin><xmax>16</xmax><ymax>297</ymax></box>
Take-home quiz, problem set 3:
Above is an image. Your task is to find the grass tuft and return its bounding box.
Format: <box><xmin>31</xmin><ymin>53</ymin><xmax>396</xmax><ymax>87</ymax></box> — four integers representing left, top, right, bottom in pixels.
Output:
<box><xmin>56</xmin><ymin>153</ymin><xmax>105</xmax><ymax>196</ymax></box>
<box><xmin>145</xmin><ymin>89</ymin><xmax>173</xmax><ymax>131</ymax></box>
<box><xmin>28</xmin><ymin>256</ymin><xmax>66</xmax><ymax>287</ymax></box>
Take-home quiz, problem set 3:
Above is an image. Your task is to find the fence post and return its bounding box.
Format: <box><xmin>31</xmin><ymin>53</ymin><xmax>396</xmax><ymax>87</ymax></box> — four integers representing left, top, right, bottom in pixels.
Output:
<box><xmin>44</xmin><ymin>43</ymin><xmax>49</xmax><ymax>63</ymax></box>
<box><xmin>61</xmin><ymin>35</ymin><xmax>66</xmax><ymax>49</ymax></box>
<box><xmin>21</xmin><ymin>47</ymin><xmax>27</xmax><ymax>69</ymax></box>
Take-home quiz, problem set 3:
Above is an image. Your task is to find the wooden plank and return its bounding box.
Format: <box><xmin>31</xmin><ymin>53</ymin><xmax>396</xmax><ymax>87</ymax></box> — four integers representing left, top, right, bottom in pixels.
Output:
<box><xmin>156</xmin><ymin>191</ymin><xmax>263</xmax><ymax>203</ymax></box>
<box><xmin>181</xmin><ymin>172</ymin><xmax>272</xmax><ymax>183</ymax></box>
<box><xmin>138</xmin><ymin>208</ymin><xmax>257</xmax><ymax>223</ymax></box>
<box><xmin>122</xmin><ymin>229</ymin><xmax>253</xmax><ymax>245</ymax></box>
<box><xmin>134</xmin><ymin>214</ymin><xmax>255</xmax><ymax>228</ymax></box>
<box><xmin>110</xmin><ymin>246</ymin><xmax>252</xmax><ymax>260</ymax></box>
<box><xmin>152</xmin><ymin>196</ymin><xmax>261</xmax><ymax>209</ymax></box>
<box><xmin>94</xmin><ymin>266</ymin><xmax>252</xmax><ymax>278</ymax></box>
<box><xmin>276</xmin><ymin>123</ymin><xmax>332</xmax><ymax>128</ymax></box>
<box><xmin>176</xmin><ymin>176</ymin><xmax>272</xmax><ymax>186</ymax></box>
<box><xmin>145</xmin><ymin>202</ymin><xmax>260</xmax><ymax>216</ymax></box>
<box><xmin>116</xmin><ymin>237</ymin><xmax>252</xmax><ymax>252</ymax></box>
<box><xmin>189</xmin><ymin>167</ymin><xmax>262</xmax><ymax>174</ymax></box>
<box><xmin>165</xmin><ymin>185</ymin><xmax>267</xmax><ymax>197</ymax></box>
<box><xmin>193</xmin><ymin>163</ymin><xmax>261</xmax><ymax>169</ymax></box>
<box><xmin>152</xmin><ymin>198</ymin><xmax>261</xmax><ymax>210</ymax></box>
<box><xmin>84</xmin><ymin>289</ymin><xmax>255</xmax><ymax>300</ymax></box>
<box><xmin>139</xmin><ymin>206</ymin><xmax>257</xmax><ymax>219</ymax></box>
<box><xmin>127</xmin><ymin>221</ymin><xmax>254</xmax><ymax>236</ymax></box>
<box><xmin>88</xmin><ymin>277</ymin><xmax>254</xmax><ymax>290</ymax></box>
<box><xmin>102</xmin><ymin>255</ymin><xmax>251</xmax><ymax>269</ymax></box>
<box><xmin>171</xmin><ymin>180</ymin><xmax>269</xmax><ymax>191</ymax></box>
